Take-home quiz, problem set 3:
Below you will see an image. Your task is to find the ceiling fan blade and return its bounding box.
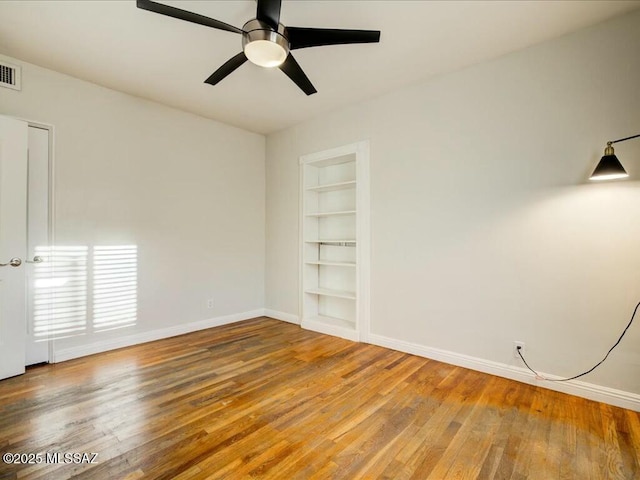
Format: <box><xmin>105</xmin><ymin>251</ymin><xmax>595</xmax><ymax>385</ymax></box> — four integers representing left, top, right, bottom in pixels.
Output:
<box><xmin>256</xmin><ymin>0</ymin><xmax>282</xmax><ymax>30</ymax></box>
<box><xmin>279</xmin><ymin>54</ymin><xmax>317</xmax><ymax>96</ymax></box>
<box><xmin>204</xmin><ymin>52</ymin><xmax>248</xmax><ymax>85</ymax></box>
<box><xmin>136</xmin><ymin>0</ymin><xmax>243</xmax><ymax>35</ymax></box>
<box><xmin>286</xmin><ymin>27</ymin><xmax>381</xmax><ymax>50</ymax></box>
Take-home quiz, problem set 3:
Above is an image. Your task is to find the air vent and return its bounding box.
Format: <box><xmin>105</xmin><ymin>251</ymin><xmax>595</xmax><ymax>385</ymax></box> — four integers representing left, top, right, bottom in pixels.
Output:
<box><xmin>0</xmin><ymin>62</ymin><xmax>21</xmax><ymax>91</ymax></box>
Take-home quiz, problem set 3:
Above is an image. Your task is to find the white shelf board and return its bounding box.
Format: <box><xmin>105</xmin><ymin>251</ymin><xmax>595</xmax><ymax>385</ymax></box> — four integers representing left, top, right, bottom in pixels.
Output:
<box><xmin>306</xmin><ymin>180</ymin><xmax>356</xmax><ymax>193</ymax></box>
<box><xmin>305</xmin><ymin>238</ymin><xmax>356</xmax><ymax>243</ymax></box>
<box><xmin>307</xmin><ymin>315</ymin><xmax>355</xmax><ymax>329</ymax></box>
<box><xmin>305</xmin><ymin>210</ymin><xmax>356</xmax><ymax>217</ymax></box>
<box><xmin>303</xmin><ymin>154</ymin><xmax>356</xmax><ymax>168</ymax></box>
<box><xmin>305</xmin><ymin>261</ymin><xmax>356</xmax><ymax>267</ymax></box>
<box><xmin>304</xmin><ymin>239</ymin><xmax>356</xmax><ymax>244</ymax></box>
<box><xmin>304</xmin><ymin>287</ymin><xmax>356</xmax><ymax>300</ymax></box>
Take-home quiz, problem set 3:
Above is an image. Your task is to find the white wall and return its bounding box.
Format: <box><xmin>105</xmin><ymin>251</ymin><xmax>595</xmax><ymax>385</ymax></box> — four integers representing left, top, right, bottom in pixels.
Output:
<box><xmin>0</xmin><ymin>54</ymin><xmax>265</xmax><ymax>353</ymax></box>
<box><xmin>266</xmin><ymin>11</ymin><xmax>640</xmax><ymax>396</ymax></box>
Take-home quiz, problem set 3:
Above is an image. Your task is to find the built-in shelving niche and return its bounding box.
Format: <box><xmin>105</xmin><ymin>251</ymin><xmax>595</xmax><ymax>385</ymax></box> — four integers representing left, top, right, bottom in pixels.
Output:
<box><xmin>300</xmin><ymin>142</ymin><xmax>370</xmax><ymax>342</ymax></box>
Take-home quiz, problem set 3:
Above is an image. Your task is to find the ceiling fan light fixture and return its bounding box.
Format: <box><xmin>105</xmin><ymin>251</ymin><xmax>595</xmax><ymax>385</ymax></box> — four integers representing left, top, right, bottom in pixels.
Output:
<box><xmin>244</xmin><ymin>40</ymin><xmax>287</xmax><ymax>67</ymax></box>
<box><xmin>242</xmin><ymin>20</ymin><xmax>289</xmax><ymax>68</ymax></box>
<box><xmin>137</xmin><ymin>0</ymin><xmax>381</xmax><ymax>95</ymax></box>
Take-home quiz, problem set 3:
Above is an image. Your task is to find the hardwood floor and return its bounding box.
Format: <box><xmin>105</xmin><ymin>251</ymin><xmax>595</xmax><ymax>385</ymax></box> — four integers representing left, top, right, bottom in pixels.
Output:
<box><xmin>0</xmin><ymin>317</ymin><xmax>638</xmax><ymax>479</ymax></box>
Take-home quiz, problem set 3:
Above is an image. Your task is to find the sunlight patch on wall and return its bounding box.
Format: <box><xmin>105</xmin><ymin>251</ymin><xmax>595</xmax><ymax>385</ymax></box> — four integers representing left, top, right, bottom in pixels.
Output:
<box><xmin>33</xmin><ymin>246</ymin><xmax>88</xmax><ymax>340</ymax></box>
<box><xmin>93</xmin><ymin>245</ymin><xmax>138</xmax><ymax>332</ymax></box>
<box><xmin>32</xmin><ymin>245</ymin><xmax>138</xmax><ymax>340</ymax></box>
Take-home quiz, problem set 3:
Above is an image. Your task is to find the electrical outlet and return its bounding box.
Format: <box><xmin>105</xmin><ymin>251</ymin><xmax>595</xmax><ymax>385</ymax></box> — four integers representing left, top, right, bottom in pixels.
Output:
<box><xmin>207</xmin><ymin>299</ymin><xmax>214</xmax><ymax>309</ymax></box>
<box><xmin>513</xmin><ymin>341</ymin><xmax>526</xmax><ymax>359</ymax></box>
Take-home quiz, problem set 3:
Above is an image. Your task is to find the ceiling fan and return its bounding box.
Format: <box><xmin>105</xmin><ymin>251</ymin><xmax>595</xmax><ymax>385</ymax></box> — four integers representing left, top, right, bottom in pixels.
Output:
<box><xmin>136</xmin><ymin>0</ymin><xmax>381</xmax><ymax>95</ymax></box>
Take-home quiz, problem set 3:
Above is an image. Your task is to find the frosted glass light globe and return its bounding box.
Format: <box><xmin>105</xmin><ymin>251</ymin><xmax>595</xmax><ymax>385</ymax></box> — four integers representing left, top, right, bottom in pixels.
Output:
<box><xmin>244</xmin><ymin>40</ymin><xmax>287</xmax><ymax>68</ymax></box>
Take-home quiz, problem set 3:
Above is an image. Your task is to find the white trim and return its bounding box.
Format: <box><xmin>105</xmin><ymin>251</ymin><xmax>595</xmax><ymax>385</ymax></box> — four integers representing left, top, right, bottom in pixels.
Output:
<box><xmin>355</xmin><ymin>140</ymin><xmax>370</xmax><ymax>343</ymax></box>
<box><xmin>298</xmin><ymin>152</ymin><xmax>304</xmax><ymax>336</ymax></box>
<box><xmin>264</xmin><ymin>309</ymin><xmax>300</xmax><ymax>325</ymax></box>
<box><xmin>45</xmin><ymin>122</ymin><xmax>55</xmax><ymax>365</ymax></box>
<box><xmin>299</xmin><ymin>141</ymin><xmax>365</xmax><ymax>165</ymax></box>
<box><xmin>368</xmin><ymin>333</ymin><xmax>640</xmax><ymax>412</ymax></box>
<box><xmin>25</xmin><ymin>120</ymin><xmax>56</xmax><ymax>365</ymax></box>
<box><xmin>302</xmin><ymin>317</ymin><xmax>359</xmax><ymax>342</ymax></box>
<box><xmin>299</xmin><ymin>140</ymin><xmax>371</xmax><ymax>343</ymax></box>
<box><xmin>52</xmin><ymin>309</ymin><xmax>265</xmax><ymax>363</ymax></box>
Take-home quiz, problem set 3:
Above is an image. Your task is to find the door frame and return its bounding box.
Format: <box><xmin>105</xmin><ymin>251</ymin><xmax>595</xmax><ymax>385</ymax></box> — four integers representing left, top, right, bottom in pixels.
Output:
<box><xmin>23</xmin><ymin>118</ymin><xmax>56</xmax><ymax>364</ymax></box>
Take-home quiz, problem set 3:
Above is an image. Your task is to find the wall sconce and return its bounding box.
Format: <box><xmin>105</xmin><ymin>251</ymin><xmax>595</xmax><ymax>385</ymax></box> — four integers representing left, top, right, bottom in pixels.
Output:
<box><xmin>590</xmin><ymin>133</ymin><xmax>640</xmax><ymax>181</ymax></box>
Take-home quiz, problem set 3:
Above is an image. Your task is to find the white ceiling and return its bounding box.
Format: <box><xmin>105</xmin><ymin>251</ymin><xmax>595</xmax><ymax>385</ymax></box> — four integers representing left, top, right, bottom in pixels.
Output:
<box><xmin>1</xmin><ymin>1</ymin><xmax>639</xmax><ymax>135</ymax></box>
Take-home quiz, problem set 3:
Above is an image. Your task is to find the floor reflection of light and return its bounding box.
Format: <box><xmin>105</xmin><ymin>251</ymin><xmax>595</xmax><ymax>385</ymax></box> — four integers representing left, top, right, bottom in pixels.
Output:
<box><xmin>30</xmin><ymin>358</ymin><xmax>145</xmax><ymax>449</ymax></box>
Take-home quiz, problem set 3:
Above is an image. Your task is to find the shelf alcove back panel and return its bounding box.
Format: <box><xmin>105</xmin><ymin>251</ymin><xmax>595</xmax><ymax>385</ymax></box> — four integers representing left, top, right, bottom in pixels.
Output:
<box><xmin>319</xmin><ymin>216</ymin><xmax>356</xmax><ymax>241</ymax></box>
<box><xmin>304</xmin><ymin>154</ymin><xmax>356</xmax><ymax>189</ymax></box>
<box><xmin>320</xmin><ymin>296</ymin><xmax>356</xmax><ymax>324</ymax></box>
<box><xmin>319</xmin><ymin>264</ymin><xmax>355</xmax><ymax>293</ymax></box>
<box><xmin>317</xmin><ymin>188</ymin><xmax>356</xmax><ymax>213</ymax></box>
<box><xmin>319</xmin><ymin>244</ymin><xmax>356</xmax><ymax>264</ymax></box>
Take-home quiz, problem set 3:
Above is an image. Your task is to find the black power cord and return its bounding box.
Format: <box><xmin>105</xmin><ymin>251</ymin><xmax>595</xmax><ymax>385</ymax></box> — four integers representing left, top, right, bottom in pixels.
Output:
<box><xmin>516</xmin><ymin>300</ymin><xmax>639</xmax><ymax>382</ymax></box>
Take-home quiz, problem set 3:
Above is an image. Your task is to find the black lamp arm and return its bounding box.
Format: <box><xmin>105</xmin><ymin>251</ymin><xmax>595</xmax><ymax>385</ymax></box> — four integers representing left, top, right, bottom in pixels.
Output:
<box><xmin>610</xmin><ymin>133</ymin><xmax>640</xmax><ymax>145</ymax></box>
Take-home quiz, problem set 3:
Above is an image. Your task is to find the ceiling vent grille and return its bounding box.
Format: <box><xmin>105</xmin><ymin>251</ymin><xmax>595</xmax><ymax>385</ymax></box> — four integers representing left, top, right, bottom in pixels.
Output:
<box><xmin>0</xmin><ymin>62</ymin><xmax>21</xmax><ymax>91</ymax></box>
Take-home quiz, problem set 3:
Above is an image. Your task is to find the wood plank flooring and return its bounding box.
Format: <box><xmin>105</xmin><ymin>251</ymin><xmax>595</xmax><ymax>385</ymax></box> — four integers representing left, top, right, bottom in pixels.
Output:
<box><xmin>0</xmin><ymin>317</ymin><xmax>638</xmax><ymax>479</ymax></box>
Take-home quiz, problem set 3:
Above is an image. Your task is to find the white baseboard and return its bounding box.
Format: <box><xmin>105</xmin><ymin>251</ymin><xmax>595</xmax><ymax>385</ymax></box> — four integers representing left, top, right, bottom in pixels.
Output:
<box><xmin>52</xmin><ymin>309</ymin><xmax>266</xmax><ymax>363</ymax></box>
<box><xmin>264</xmin><ymin>309</ymin><xmax>300</xmax><ymax>325</ymax></box>
<box><xmin>368</xmin><ymin>333</ymin><xmax>640</xmax><ymax>412</ymax></box>
<box><xmin>301</xmin><ymin>318</ymin><xmax>359</xmax><ymax>342</ymax></box>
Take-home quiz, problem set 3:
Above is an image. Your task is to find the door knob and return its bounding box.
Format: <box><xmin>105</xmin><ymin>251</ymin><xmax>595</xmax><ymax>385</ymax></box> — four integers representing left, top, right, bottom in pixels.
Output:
<box><xmin>0</xmin><ymin>257</ymin><xmax>22</xmax><ymax>267</ymax></box>
<box><xmin>26</xmin><ymin>256</ymin><xmax>44</xmax><ymax>264</ymax></box>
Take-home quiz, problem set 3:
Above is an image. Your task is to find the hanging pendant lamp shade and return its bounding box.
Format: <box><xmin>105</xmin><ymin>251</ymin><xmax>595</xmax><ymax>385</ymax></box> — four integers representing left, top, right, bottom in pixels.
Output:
<box><xmin>590</xmin><ymin>142</ymin><xmax>629</xmax><ymax>181</ymax></box>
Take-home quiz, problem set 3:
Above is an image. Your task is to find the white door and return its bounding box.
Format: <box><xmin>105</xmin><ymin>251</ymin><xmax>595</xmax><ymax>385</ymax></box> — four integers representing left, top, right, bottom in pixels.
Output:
<box><xmin>0</xmin><ymin>115</ymin><xmax>28</xmax><ymax>380</ymax></box>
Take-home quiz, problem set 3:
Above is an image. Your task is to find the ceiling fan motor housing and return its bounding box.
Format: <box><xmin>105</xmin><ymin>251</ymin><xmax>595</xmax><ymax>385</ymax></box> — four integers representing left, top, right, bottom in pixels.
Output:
<box><xmin>242</xmin><ymin>19</ymin><xmax>290</xmax><ymax>67</ymax></box>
